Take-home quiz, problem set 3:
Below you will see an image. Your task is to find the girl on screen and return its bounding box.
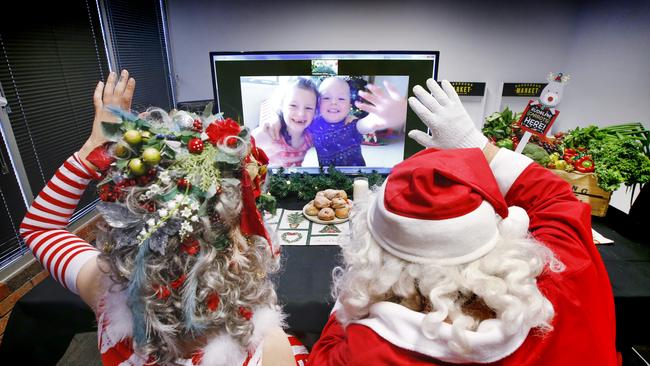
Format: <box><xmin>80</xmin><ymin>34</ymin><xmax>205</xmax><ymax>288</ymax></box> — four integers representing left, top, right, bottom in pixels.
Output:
<box><xmin>252</xmin><ymin>78</ymin><xmax>318</xmax><ymax>167</ymax></box>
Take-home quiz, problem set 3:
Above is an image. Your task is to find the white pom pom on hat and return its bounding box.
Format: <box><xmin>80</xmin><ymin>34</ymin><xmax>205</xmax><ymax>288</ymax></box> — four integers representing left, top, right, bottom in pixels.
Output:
<box><xmin>497</xmin><ymin>206</ymin><xmax>529</xmax><ymax>240</ymax></box>
<box><xmin>367</xmin><ymin>148</ymin><xmax>529</xmax><ymax>266</ymax></box>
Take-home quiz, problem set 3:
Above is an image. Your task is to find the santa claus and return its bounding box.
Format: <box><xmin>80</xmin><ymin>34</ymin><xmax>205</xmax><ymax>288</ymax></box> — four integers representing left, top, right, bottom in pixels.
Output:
<box><xmin>308</xmin><ymin>80</ymin><xmax>617</xmax><ymax>365</ymax></box>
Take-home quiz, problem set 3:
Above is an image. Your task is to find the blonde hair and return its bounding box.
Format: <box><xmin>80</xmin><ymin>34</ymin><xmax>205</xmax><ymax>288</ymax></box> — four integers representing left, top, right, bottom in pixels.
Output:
<box><xmin>96</xmin><ymin>109</ymin><xmax>280</xmax><ymax>365</ymax></box>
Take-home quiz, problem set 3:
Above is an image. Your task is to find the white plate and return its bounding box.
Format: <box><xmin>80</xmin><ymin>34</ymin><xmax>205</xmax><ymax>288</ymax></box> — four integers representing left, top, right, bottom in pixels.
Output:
<box><xmin>302</xmin><ymin>200</ymin><xmax>353</xmax><ymax>224</ymax></box>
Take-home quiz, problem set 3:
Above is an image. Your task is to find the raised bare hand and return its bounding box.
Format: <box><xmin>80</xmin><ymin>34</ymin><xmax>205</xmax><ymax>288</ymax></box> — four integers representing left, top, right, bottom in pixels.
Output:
<box><xmin>79</xmin><ymin>70</ymin><xmax>135</xmax><ymax>167</ymax></box>
<box><xmin>355</xmin><ymin>81</ymin><xmax>407</xmax><ymax>134</ymax></box>
<box><xmin>88</xmin><ymin>70</ymin><xmax>136</xmax><ymax>149</ymax></box>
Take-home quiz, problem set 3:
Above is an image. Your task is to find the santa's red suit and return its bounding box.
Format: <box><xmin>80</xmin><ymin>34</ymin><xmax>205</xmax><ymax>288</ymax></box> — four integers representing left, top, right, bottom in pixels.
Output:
<box><xmin>309</xmin><ymin>148</ymin><xmax>617</xmax><ymax>366</ymax></box>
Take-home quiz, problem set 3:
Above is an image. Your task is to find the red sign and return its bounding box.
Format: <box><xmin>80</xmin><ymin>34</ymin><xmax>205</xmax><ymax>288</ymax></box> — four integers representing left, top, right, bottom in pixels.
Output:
<box><xmin>517</xmin><ymin>100</ymin><xmax>559</xmax><ymax>137</ymax></box>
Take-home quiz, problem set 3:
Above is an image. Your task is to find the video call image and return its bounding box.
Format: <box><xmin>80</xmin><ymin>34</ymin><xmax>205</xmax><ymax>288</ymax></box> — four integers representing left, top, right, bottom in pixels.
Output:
<box><xmin>241</xmin><ymin>75</ymin><xmax>409</xmax><ymax>168</ymax></box>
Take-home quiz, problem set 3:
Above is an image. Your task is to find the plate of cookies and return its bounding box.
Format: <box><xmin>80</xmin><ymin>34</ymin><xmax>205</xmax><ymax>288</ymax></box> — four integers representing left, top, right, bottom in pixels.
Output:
<box><xmin>303</xmin><ymin>189</ymin><xmax>353</xmax><ymax>224</ymax></box>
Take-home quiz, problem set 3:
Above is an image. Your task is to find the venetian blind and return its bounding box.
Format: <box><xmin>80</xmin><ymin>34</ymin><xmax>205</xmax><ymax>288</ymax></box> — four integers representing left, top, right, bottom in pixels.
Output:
<box><xmin>0</xmin><ymin>0</ymin><xmax>109</xmax><ymax>269</ymax></box>
<box><xmin>103</xmin><ymin>0</ymin><xmax>174</xmax><ymax>112</ymax></box>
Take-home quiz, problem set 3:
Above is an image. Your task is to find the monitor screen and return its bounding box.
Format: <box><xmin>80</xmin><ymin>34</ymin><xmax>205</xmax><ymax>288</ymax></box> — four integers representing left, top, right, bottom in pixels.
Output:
<box><xmin>210</xmin><ymin>51</ymin><xmax>440</xmax><ymax>172</ymax></box>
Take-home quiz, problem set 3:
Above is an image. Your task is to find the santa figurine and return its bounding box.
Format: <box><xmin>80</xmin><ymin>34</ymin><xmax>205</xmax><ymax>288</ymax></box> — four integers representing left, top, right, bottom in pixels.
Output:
<box><xmin>308</xmin><ymin>79</ymin><xmax>618</xmax><ymax>365</ymax></box>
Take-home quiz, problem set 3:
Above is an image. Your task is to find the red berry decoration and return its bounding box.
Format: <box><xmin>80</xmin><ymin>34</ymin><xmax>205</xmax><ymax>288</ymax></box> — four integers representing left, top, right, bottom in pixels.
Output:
<box><xmin>142</xmin><ymin>201</ymin><xmax>155</xmax><ymax>212</ymax></box>
<box><xmin>170</xmin><ymin>274</ymin><xmax>187</xmax><ymax>290</ymax></box>
<box><xmin>188</xmin><ymin>138</ymin><xmax>204</xmax><ymax>154</ymax></box>
<box><xmin>192</xmin><ymin>119</ymin><xmax>203</xmax><ymax>132</ymax></box>
<box><xmin>226</xmin><ymin>136</ymin><xmax>238</xmax><ymax>147</ymax></box>
<box><xmin>207</xmin><ymin>293</ymin><xmax>221</xmax><ymax>312</ymax></box>
<box><xmin>137</xmin><ymin>175</ymin><xmax>152</xmax><ymax>186</ymax></box>
<box><xmin>238</xmin><ymin>306</ymin><xmax>253</xmax><ymax>320</ymax></box>
<box><xmin>154</xmin><ymin>284</ymin><xmax>171</xmax><ymax>299</ymax></box>
<box><xmin>181</xmin><ymin>237</ymin><xmax>200</xmax><ymax>255</ymax></box>
<box><xmin>177</xmin><ymin>178</ymin><xmax>192</xmax><ymax>190</ymax></box>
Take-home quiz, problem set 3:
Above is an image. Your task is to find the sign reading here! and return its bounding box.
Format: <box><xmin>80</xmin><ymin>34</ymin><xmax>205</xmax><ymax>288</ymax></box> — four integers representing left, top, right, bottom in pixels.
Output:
<box><xmin>517</xmin><ymin>100</ymin><xmax>559</xmax><ymax>137</ymax></box>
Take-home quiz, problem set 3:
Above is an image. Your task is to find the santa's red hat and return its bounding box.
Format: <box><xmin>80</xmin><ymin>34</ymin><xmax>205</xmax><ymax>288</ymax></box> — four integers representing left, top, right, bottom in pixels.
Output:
<box><xmin>367</xmin><ymin>148</ymin><xmax>528</xmax><ymax>265</ymax></box>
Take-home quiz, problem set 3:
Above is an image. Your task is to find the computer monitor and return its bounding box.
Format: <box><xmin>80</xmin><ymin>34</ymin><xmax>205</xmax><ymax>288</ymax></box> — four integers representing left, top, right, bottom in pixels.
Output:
<box><xmin>209</xmin><ymin>51</ymin><xmax>440</xmax><ymax>172</ymax></box>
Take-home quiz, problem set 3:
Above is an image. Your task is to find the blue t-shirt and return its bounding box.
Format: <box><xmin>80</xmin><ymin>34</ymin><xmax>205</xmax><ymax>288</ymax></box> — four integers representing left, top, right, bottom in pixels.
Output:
<box><xmin>308</xmin><ymin>116</ymin><xmax>366</xmax><ymax>166</ymax></box>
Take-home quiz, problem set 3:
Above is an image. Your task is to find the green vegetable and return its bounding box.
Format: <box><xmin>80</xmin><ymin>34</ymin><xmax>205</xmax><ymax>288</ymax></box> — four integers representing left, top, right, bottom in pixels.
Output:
<box><xmin>562</xmin><ymin>123</ymin><xmax>650</xmax><ymax>192</ymax></box>
<box><xmin>522</xmin><ymin>143</ymin><xmax>550</xmax><ymax>166</ymax></box>
<box><xmin>496</xmin><ymin>139</ymin><xmax>514</xmax><ymax>150</ymax></box>
<box><xmin>482</xmin><ymin>107</ymin><xmax>522</xmax><ymax>141</ymax></box>
<box><xmin>564</xmin><ymin>123</ymin><xmax>650</xmax><ymax>156</ymax></box>
<box><xmin>590</xmin><ymin>137</ymin><xmax>650</xmax><ymax>191</ymax></box>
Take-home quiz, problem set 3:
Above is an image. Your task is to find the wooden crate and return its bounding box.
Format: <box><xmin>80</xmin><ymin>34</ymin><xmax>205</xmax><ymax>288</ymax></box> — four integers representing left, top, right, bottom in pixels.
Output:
<box><xmin>550</xmin><ymin>169</ymin><xmax>612</xmax><ymax>217</ymax></box>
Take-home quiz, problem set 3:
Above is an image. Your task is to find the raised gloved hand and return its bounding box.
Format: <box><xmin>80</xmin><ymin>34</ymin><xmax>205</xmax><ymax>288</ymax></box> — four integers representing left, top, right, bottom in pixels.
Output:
<box><xmin>407</xmin><ymin>79</ymin><xmax>487</xmax><ymax>149</ymax></box>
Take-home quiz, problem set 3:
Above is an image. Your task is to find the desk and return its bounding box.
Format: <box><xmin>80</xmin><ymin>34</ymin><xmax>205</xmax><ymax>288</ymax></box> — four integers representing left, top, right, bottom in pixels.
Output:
<box><xmin>1</xmin><ymin>208</ymin><xmax>648</xmax><ymax>365</ymax></box>
<box><xmin>592</xmin><ymin>215</ymin><xmax>650</xmax><ymax>360</ymax></box>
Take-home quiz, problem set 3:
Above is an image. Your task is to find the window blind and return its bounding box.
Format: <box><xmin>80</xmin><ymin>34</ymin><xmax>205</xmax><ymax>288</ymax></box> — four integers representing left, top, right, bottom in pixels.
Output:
<box><xmin>0</xmin><ymin>0</ymin><xmax>109</xmax><ymax>269</ymax></box>
<box><xmin>103</xmin><ymin>0</ymin><xmax>174</xmax><ymax>112</ymax></box>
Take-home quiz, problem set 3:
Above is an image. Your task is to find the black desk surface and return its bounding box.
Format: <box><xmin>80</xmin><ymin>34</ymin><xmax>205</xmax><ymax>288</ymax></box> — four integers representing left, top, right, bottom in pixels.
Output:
<box><xmin>1</xmin><ymin>207</ymin><xmax>648</xmax><ymax>365</ymax></box>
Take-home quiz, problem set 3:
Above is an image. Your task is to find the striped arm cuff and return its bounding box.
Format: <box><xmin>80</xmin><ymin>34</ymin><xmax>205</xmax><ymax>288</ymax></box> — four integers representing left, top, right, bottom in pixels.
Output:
<box><xmin>19</xmin><ymin>153</ymin><xmax>101</xmax><ymax>294</ymax></box>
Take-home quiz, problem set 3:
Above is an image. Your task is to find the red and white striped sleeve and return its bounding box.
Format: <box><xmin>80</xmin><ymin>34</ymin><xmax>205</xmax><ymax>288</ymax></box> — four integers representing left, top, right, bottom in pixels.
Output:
<box><xmin>288</xmin><ymin>335</ymin><xmax>309</xmax><ymax>366</ymax></box>
<box><xmin>19</xmin><ymin>153</ymin><xmax>102</xmax><ymax>294</ymax></box>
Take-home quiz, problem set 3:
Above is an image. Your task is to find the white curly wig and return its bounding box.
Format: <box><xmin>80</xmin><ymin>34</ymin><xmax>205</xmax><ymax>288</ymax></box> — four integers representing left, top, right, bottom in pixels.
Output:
<box><xmin>333</xmin><ymin>188</ymin><xmax>565</xmax><ymax>355</ymax></box>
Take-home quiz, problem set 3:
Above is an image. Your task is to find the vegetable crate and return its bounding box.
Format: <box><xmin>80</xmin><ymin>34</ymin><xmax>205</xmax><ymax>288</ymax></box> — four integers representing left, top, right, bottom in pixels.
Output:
<box><xmin>550</xmin><ymin>169</ymin><xmax>611</xmax><ymax>217</ymax></box>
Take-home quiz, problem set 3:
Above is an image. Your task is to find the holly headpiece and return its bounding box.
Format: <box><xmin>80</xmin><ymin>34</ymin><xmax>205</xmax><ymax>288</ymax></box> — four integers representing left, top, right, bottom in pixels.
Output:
<box><xmin>88</xmin><ymin>104</ymin><xmax>275</xmax><ymax>256</ymax></box>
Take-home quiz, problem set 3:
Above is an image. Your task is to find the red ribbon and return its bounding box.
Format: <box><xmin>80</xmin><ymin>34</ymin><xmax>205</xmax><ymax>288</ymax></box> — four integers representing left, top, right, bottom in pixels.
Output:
<box><xmin>239</xmin><ymin>166</ymin><xmax>273</xmax><ymax>255</ymax></box>
<box><xmin>85</xmin><ymin>142</ymin><xmax>116</xmax><ymax>172</ymax></box>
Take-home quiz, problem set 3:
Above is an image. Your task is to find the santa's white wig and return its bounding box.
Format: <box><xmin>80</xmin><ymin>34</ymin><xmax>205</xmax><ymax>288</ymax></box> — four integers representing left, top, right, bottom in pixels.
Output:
<box><xmin>333</xmin><ymin>188</ymin><xmax>565</xmax><ymax>355</ymax></box>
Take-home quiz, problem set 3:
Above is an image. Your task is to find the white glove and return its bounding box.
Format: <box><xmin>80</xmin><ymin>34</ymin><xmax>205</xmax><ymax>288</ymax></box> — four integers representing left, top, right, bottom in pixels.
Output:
<box><xmin>407</xmin><ymin>79</ymin><xmax>487</xmax><ymax>150</ymax></box>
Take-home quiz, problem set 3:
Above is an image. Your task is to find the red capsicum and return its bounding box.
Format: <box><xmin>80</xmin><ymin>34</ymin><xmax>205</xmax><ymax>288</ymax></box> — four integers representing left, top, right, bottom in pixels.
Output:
<box><xmin>575</xmin><ymin>155</ymin><xmax>595</xmax><ymax>173</ymax></box>
<box><xmin>563</xmin><ymin>148</ymin><xmax>577</xmax><ymax>163</ymax></box>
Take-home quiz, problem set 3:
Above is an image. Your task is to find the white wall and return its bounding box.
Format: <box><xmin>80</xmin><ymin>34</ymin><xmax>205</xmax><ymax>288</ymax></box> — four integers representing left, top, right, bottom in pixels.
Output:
<box><xmin>166</xmin><ymin>0</ymin><xmax>578</xmax><ymax>118</ymax></box>
<box><xmin>560</xmin><ymin>0</ymin><xmax>650</xmax><ymax>132</ymax></box>
<box><xmin>166</xmin><ymin>0</ymin><xmax>649</xmax><ymax>212</ymax></box>
<box><xmin>166</xmin><ymin>0</ymin><xmax>648</xmax><ymax>128</ymax></box>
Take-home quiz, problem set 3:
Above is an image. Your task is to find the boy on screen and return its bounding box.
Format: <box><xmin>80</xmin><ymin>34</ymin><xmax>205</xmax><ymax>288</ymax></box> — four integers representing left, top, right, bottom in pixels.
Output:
<box><xmin>309</xmin><ymin>77</ymin><xmax>365</xmax><ymax>166</ymax></box>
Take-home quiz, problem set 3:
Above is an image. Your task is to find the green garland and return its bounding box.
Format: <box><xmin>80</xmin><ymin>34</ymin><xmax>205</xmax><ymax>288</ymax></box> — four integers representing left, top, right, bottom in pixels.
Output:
<box><xmin>269</xmin><ymin>166</ymin><xmax>386</xmax><ymax>201</ymax></box>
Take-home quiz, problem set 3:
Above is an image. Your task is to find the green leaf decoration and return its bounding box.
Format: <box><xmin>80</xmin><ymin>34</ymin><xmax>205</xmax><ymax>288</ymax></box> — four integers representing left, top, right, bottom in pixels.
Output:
<box><xmin>134</xmin><ymin>119</ymin><xmax>149</xmax><ymax>130</ymax></box>
<box><xmin>115</xmin><ymin>159</ymin><xmax>129</xmax><ymax>170</ymax></box>
<box><xmin>180</xmin><ymin>135</ymin><xmax>196</xmax><ymax>144</ymax></box>
<box><xmin>101</xmin><ymin>121</ymin><xmax>124</xmax><ymax>142</ymax></box>
<box><xmin>202</xmin><ymin>102</ymin><xmax>214</xmax><ymax>118</ymax></box>
<box><xmin>123</xmin><ymin>121</ymin><xmax>136</xmax><ymax>131</ymax></box>
<box><xmin>268</xmin><ymin>166</ymin><xmax>386</xmax><ymax>200</ymax></box>
<box><xmin>214</xmin><ymin>149</ymin><xmax>241</xmax><ymax>165</ymax></box>
<box><xmin>212</xmin><ymin>234</ymin><xmax>229</xmax><ymax>251</ymax></box>
<box><xmin>164</xmin><ymin>140</ymin><xmax>182</xmax><ymax>156</ymax></box>
<box><xmin>160</xmin><ymin>187</ymin><xmax>180</xmax><ymax>202</ymax></box>
<box><xmin>144</xmin><ymin>139</ymin><xmax>163</xmax><ymax>150</ymax></box>
<box><xmin>149</xmin><ymin>126</ymin><xmax>169</xmax><ymax>135</ymax></box>
<box><xmin>98</xmin><ymin>174</ymin><xmax>114</xmax><ymax>186</ymax></box>
<box><xmin>256</xmin><ymin>193</ymin><xmax>277</xmax><ymax>215</ymax></box>
<box><xmin>197</xmin><ymin>199</ymin><xmax>209</xmax><ymax>217</ymax></box>
<box><xmin>161</xmin><ymin>149</ymin><xmax>175</xmax><ymax>160</ymax></box>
